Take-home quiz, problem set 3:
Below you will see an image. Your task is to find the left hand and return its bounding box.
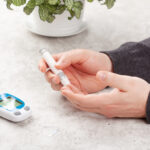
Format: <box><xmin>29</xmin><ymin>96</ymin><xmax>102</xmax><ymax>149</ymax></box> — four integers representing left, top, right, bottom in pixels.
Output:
<box><xmin>61</xmin><ymin>71</ymin><xmax>150</xmax><ymax>118</ymax></box>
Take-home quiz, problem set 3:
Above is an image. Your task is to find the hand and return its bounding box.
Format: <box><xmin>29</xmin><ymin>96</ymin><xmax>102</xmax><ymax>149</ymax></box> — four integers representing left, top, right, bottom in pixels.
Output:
<box><xmin>38</xmin><ymin>49</ymin><xmax>112</xmax><ymax>93</ymax></box>
<box><xmin>61</xmin><ymin>71</ymin><xmax>150</xmax><ymax>118</ymax></box>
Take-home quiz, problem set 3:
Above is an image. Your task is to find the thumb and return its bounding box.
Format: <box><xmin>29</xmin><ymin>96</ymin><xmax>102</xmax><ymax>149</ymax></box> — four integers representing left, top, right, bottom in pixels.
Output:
<box><xmin>55</xmin><ymin>56</ymin><xmax>70</xmax><ymax>69</ymax></box>
<box><xmin>96</xmin><ymin>71</ymin><xmax>131</xmax><ymax>91</ymax></box>
<box><xmin>55</xmin><ymin>50</ymin><xmax>87</xmax><ymax>70</ymax></box>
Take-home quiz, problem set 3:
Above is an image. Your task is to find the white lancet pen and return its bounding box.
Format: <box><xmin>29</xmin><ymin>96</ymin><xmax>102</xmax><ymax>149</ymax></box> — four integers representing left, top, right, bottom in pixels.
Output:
<box><xmin>39</xmin><ymin>49</ymin><xmax>70</xmax><ymax>86</ymax></box>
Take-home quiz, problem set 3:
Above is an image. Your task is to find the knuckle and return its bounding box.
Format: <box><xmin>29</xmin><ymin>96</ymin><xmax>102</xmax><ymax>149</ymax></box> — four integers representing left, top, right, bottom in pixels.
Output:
<box><xmin>60</xmin><ymin>56</ymin><xmax>69</xmax><ymax>64</ymax></box>
<box><xmin>128</xmin><ymin>77</ymin><xmax>137</xmax><ymax>86</ymax></box>
<box><xmin>45</xmin><ymin>73</ymin><xmax>53</xmax><ymax>82</ymax></box>
<box><xmin>79</xmin><ymin>49</ymin><xmax>87</xmax><ymax>55</ymax></box>
<box><xmin>72</xmin><ymin>49</ymin><xmax>86</xmax><ymax>55</ymax></box>
<box><xmin>60</xmin><ymin>57</ymin><xmax>66</xmax><ymax>63</ymax></box>
<box><xmin>132</xmin><ymin>77</ymin><xmax>140</xmax><ymax>82</ymax></box>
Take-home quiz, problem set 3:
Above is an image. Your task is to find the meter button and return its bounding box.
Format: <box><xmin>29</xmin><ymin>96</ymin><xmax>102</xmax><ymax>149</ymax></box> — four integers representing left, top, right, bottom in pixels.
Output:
<box><xmin>14</xmin><ymin>111</ymin><xmax>21</xmax><ymax>116</ymax></box>
<box><xmin>24</xmin><ymin>106</ymin><xmax>30</xmax><ymax>111</ymax></box>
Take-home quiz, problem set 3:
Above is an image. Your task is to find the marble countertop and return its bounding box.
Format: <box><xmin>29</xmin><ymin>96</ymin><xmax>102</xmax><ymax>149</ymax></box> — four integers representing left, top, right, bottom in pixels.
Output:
<box><xmin>0</xmin><ymin>0</ymin><xmax>150</xmax><ymax>149</ymax></box>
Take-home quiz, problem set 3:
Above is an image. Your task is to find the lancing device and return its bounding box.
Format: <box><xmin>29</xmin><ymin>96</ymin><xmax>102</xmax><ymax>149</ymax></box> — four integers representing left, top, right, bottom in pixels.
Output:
<box><xmin>40</xmin><ymin>49</ymin><xmax>70</xmax><ymax>86</ymax></box>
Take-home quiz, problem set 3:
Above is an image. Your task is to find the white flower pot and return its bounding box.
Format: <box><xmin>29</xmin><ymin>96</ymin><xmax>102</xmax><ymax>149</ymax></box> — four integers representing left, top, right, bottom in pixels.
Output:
<box><xmin>26</xmin><ymin>1</ymin><xmax>86</xmax><ymax>37</ymax></box>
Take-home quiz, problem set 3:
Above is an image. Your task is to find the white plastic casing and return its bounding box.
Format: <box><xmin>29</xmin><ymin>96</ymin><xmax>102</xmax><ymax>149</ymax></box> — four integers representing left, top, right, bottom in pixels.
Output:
<box><xmin>0</xmin><ymin>94</ymin><xmax>31</xmax><ymax>122</ymax></box>
<box><xmin>40</xmin><ymin>49</ymin><xmax>70</xmax><ymax>86</ymax></box>
<box><xmin>0</xmin><ymin>106</ymin><xmax>31</xmax><ymax>122</ymax></box>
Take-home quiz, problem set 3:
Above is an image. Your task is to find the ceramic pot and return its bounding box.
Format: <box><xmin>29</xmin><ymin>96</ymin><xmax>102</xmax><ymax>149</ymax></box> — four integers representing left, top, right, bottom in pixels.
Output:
<box><xmin>26</xmin><ymin>1</ymin><xmax>86</xmax><ymax>37</ymax></box>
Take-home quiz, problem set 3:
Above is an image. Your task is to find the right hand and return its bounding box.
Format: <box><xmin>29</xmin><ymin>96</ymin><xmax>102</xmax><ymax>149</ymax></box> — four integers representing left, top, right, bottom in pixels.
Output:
<box><xmin>38</xmin><ymin>49</ymin><xmax>112</xmax><ymax>93</ymax></box>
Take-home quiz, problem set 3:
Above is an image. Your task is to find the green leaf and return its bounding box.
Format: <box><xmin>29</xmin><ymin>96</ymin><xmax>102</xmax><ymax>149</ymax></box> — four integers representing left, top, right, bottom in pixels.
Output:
<box><xmin>54</xmin><ymin>5</ymin><xmax>65</xmax><ymax>14</ymax></box>
<box><xmin>48</xmin><ymin>0</ymin><xmax>60</xmax><ymax>5</ymax></box>
<box><xmin>68</xmin><ymin>10</ymin><xmax>74</xmax><ymax>20</ymax></box>
<box><xmin>45</xmin><ymin>4</ymin><xmax>57</xmax><ymax>13</ymax></box>
<box><xmin>46</xmin><ymin>15</ymin><xmax>55</xmax><ymax>23</ymax></box>
<box><xmin>26</xmin><ymin>0</ymin><xmax>35</xmax><ymax>8</ymax></box>
<box><xmin>64</xmin><ymin>0</ymin><xmax>73</xmax><ymax>10</ymax></box>
<box><xmin>23</xmin><ymin>0</ymin><xmax>35</xmax><ymax>15</ymax></box>
<box><xmin>6</xmin><ymin>0</ymin><xmax>13</xmax><ymax>10</ymax></box>
<box><xmin>39</xmin><ymin>5</ymin><xmax>49</xmax><ymax>21</ymax></box>
<box><xmin>12</xmin><ymin>0</ymin><xmax>26</xmax><ymax>6</ymax></box>
<box><xmin>73</xmin><ymin>1</ymin><xmax>83</xmax><ymax>9</ymax></box>
<box><xmin>104</xmin><ymin>0</ymin><xmax>115</xmax><ymax>9</ymax></box>
<box><xmin>87</xmin><ymin>0</ymin><xmax>93</xmax><ymax>2</ymax></box>
<box><xmin>73</xmin><ymin>7</ymin><xmax>81</xmax><ymax>19</ymax></box>
<box><xmin>35</xmin><ymin>0</ymin><xmax>44</xmax><ymax>6</ymax></box>
<box><xmin>23</xmin><ymin>6</ymin><xmax>34</xmax><ymax>15</ymax></box>
<box><xmin>73</xmin><ymin>1</ymin><xmax>83</xmax><ymax>19</ymax></box>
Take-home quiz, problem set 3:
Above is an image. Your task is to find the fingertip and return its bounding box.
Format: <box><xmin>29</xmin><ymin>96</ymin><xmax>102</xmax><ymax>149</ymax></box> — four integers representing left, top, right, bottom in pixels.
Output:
<box><xmin>38</xmin><ymin>64</ymin><xmax>45</xmax><ymax>73</ymax></box>
<box><xmin>55</xmin><ymin>64</ymin><xmax>62</xmax><ymax>69</ymax></box>
<box><xmin>39</xmin><ymin>59</ymin><xmax>48</xmax><ymax>73</ymax></box>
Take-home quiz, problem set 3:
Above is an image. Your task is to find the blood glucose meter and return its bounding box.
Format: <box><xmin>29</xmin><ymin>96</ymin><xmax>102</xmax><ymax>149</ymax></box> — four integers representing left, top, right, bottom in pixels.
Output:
<box><xmin>0</xmin><ymin>93</ymin><xmax>31</xmax><ymax>122</ymax></box>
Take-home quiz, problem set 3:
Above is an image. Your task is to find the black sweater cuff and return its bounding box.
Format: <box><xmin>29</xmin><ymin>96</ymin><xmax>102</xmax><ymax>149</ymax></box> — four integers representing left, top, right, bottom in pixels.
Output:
<box><xmin>146</xmin><ymin>93</ymin><xmax>150</xmax><ymax>123</ymax></box>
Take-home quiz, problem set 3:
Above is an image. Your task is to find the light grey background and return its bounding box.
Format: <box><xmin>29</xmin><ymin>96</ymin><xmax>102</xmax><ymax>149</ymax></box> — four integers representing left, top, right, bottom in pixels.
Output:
<box><xmin>0</xmin><ymin>0</ymin><xmax>150</xmax><ymax>149</ymax></box>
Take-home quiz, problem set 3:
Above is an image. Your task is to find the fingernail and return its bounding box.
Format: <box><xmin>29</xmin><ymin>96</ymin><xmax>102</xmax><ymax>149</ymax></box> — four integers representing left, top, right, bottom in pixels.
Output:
<box><xmin>55</xmin><ymin>63</ymin><xmax>62</xmax><ymax>69</ymax></box>
<box><xmin>98</xmin><ymin>72</ymin><xmax>106</xmax><ymax>81</ymax></box>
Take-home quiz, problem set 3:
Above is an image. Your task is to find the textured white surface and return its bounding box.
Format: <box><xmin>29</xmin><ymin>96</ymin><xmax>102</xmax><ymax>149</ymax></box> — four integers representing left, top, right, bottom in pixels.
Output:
<box><xmin>0</xmin><ymin>0</ymin><xmax>150</xmax><ymax>149</ymax></box>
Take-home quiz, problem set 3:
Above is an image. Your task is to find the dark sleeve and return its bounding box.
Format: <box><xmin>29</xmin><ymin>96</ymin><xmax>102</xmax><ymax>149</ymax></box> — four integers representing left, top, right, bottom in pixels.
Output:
<box><xmin>101</xmin><ymin>38</ymin><xmax>150</xmax><ymax>123</ymax></box>
<box><xmin>101</xmin><ymin>38</ymin><xmax>150</xmax><ymax>83</ymax></box>
<box><xmin>146</xmin><ymin>93</ymin><xmax>150</xmax><ymax>123</ymax></box>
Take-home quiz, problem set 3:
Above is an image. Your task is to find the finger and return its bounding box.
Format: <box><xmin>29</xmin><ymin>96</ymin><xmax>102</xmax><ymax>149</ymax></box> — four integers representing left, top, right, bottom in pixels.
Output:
<box><xmin>61</xmin><ymin>85</ymin><xmax>81</xmax><ymax>94</ymax></box>
<box><xmin>45</xmin><ymin>71</ymin><xmax>61</xmax><ymax>84</ymax></box>
<box><xmin>51</xmin><ymin>81</ymin><xmax>62</xmax><ymax>91</ymax></box>
<box><xmin>53</xmin><ymin>53</ymin><xmax>63</xmax><ymax>61</ymax></box>
<box><xmin>96</xmin><ymin>71</ymin><xmax>132</xmax><ymax>91</ymax></box>
<box><xmin>67</xmin><ymin>84</ymin><xmax>86</xmax><ymax>94</ymax></box>
<box><xmin>72</xmin><ymin>103</ymin><xmax>100</xmax><ymax>113</ymax></box>
<box><xmin>38</xmin><ymin>58</ymin><xmax>49</xmax><ymax>73</ymax></box>
<box><xmin>55</xmin><ymin>50</ymin><xmax>88</xmax><ymax>70</ymax></box>
<box><xmin>61</xmin><ymin>88</ymin><xmax>86</xmax><ymax>105</ymax></box>
<box><xmin>61</xmin><ymin>88</ymin><xmax>113</xmax><ymax>108</ymax></box>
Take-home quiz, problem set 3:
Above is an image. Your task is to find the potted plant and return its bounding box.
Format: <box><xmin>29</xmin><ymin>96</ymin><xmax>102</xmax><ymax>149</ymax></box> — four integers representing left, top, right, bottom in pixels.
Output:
<box><xmin>5</xmin><ymin>0</ymin><xmax>116</xmax><ymax>37</ymax></box>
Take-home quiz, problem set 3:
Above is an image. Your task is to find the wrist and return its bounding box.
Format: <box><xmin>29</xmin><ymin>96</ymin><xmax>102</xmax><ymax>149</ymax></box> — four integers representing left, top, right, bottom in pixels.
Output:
<box><xmin>101</xmin><ymin>53</ymin><xmax>113</xmax><ymax>72</ymax></box>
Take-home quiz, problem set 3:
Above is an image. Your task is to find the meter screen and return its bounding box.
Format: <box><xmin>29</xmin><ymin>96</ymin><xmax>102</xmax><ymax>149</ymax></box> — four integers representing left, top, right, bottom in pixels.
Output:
<box><xmin>0</xmin><ymin>96</ymin><xmax>22</xmax><ymax>110</ymax></box>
